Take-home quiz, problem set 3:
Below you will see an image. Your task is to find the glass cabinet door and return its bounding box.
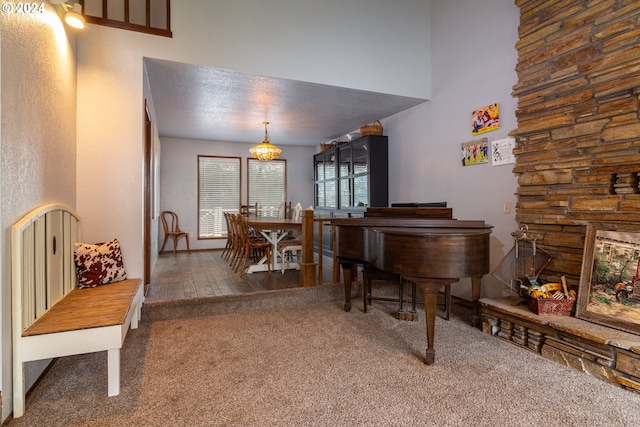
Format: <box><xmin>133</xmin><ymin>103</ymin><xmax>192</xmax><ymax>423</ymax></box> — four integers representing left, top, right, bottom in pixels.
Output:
<box><xmin>339</xmin><ymin>145</ymin><xmax>352</xmax><ymax>177</ymax></box>
<box><xmin>314</xmin><ymin>148</ymin><xmax>338</xmax><ymax>208</ymax></box>
<box><xmin>352</xmin><ymin>141</ymin><xmax>368</xmax><ymax>174</ymax></box>
<box><xmin>352</xmin><ymin>140</ymin><xmax>369</xmax><ymax>207</ymax></box>
<box><xmin>315</xmin><ymin>182</ymin><xmax>325</xmax><ymax>207</ymax></box>
<box><xmin>340</xmin><ymin>177</ymin><xmax>352</xmax><ymax>208</ymax></box>
<box><xmin>353</xmin><ymin>175</ymin><xmax>368</xmax><ymax>207</ymax></box>
<box><xmin>325</xmin><ymin>180</ymin><xmax>337</xmax><ymax>208</ymax></box>
<box><xmin>315</xmin><ymin>156</ymin><xmax>324</xmax><ymax>181</ymax></box>
<box><xmin>324</xmin><ymin>151</ymin><xmax>336</xmax><ymax>180</ymax></box>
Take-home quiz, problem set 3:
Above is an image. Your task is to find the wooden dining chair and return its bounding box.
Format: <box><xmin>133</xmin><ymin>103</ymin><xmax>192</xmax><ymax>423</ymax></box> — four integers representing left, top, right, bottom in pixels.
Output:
<box><xmin>221</xmin><ymin>212</ymin><xmax>233</xmax><ymax>260</ymax></box>
<box><xmin>160</xmin><ymin>211</ymin><xmax>191</xmax><ymax>256</ymax></box>
<box><xmin>240</xmin><ymin>202</ymin><xmax>258</xmax><ymax>217</ymax></box>
<box><xmin>278</xmin><ymin>202</ymin><xmax>292</xmax><ymax>219</ymax></box>
<box><xmin>292</xmin><ymin>202</ymin><xmax>303</xmax><ymax>221</ymax></box>
<box><xmin>279</xmin><ymin>238</ymin><xmax>302</xmax><ymax>274</ymax></box>
<box><xmin>277</xmin><ymin>203</ymin><xmax>304</xmax><ymax>272</ymax></box>
<box><xmin>227</xmin><ymin>214</ymin><xmax>244</xmax><ymax>271</ymax></box>
<box><xmin>236</xmin><ymin>214</ymin><xmax>271</xmax><ymax>276</ymax></box>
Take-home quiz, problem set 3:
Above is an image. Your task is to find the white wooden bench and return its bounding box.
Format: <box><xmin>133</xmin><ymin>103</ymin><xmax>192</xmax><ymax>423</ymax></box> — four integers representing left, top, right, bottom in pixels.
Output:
<box><xmin>11</xmin><ymin>204</ymin><xmax>144</xmax><ymax>418</ymax></box>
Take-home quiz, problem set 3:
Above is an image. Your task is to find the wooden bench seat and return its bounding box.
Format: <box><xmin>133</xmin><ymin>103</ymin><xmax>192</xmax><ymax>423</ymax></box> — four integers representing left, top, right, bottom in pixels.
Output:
<box><xmin>23</xmin><ymin>279</ymin><xmax>142</xmax><ymax>336</ymax></box>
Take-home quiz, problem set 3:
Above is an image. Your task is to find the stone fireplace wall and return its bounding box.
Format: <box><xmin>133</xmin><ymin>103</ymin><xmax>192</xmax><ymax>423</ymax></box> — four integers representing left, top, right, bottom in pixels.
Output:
<box><xmin>513</xmin><ymin>0</ymin><xmax>640</xmax><ymax>285</ymax></box>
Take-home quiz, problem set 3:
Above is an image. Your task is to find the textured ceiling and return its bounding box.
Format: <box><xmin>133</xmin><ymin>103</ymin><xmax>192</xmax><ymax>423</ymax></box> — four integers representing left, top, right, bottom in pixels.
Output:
<box><xmin>144</xmin><ymin>58</ymin><xmax>427</xmax><ymax>147</ymax></box>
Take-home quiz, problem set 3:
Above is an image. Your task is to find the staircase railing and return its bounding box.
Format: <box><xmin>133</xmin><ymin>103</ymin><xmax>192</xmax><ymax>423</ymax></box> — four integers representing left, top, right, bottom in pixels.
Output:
<box><xmin>80</xmin><ymin>0</ymin><xmax>172</xmax><ymax>38</ymax></box>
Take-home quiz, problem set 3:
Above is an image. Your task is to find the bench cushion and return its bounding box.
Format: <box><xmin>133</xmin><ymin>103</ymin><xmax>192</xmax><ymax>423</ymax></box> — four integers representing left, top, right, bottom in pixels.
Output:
<box><xmin>23</xmin><ymin>279</ymin><xmax>142</xmax><ymax>337</ymax></box>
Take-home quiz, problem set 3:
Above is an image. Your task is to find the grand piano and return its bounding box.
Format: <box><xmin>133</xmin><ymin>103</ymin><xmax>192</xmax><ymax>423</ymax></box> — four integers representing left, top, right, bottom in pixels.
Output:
<box><xmin>331</xmin><ymin>207</ymin><xmax>493</xmax><ymax>365</ymax></box>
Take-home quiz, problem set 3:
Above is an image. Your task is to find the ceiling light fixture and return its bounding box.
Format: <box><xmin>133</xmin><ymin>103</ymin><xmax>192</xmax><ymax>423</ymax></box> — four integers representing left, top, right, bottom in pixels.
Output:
<box><xmin>250</xmin><ymin>122</ymin><xmax>282</xmax><ymax>161</ymax></box>
<box><xmin>50</xmin><ymin>0</ymin><xmax>86</xmax><ymax>30</ymax></box>
<box><xmin>64</xmin><ymin>3</ymin><xmax>85</xmax><ymax>29</ymax></box>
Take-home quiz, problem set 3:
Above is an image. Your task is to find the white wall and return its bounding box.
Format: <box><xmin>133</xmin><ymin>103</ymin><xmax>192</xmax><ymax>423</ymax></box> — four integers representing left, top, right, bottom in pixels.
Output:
<box><xmin>384</xmin><ymin>0</ymin><xmax>520</xmax><ymax>299</ymax></box>
<box><xmin>167</xmin><ymin>0</ymin><xmax>431</xmax><ymax>99</ymax></box>
<box><xmin>160</xmin><ymin>138</ymin><xmax>314</xmax><ymax>251</ymax></box>
<box><xmin>0</xmin><ymin>3</ymin><xmax>77</xmax><ymax>420</ymax></box>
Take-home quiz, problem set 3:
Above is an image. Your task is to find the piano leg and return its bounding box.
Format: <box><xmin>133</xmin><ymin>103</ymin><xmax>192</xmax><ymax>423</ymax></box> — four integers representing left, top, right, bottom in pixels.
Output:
<box><xmin>407</xmin><ymin>277</ymin><xmax>458</xmax><ymax>365</ymax></box>
<box><xmin>472</xmin><ymin>277</ymin><xmax>482</xmax><ymax>328</ymax></box>
<box><xmin>423</xmin><ymin>291</ymin><xmax>437</xmax><ymax>365</ymax></box>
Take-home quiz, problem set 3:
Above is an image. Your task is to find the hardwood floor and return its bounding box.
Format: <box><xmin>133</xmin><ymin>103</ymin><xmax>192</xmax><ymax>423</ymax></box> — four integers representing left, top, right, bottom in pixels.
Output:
<box><xmin>146</xmin><ymin>249</ymin><xmax>335</xmax><ymax>302</ymax></box>
<box><xmin>145</xmin><ymin>249</ymin><xmax>452</xmax><ymax>321</ymax></box>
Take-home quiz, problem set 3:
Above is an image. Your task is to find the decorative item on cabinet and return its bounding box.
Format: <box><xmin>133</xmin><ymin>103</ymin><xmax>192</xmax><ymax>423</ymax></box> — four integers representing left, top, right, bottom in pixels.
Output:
<box><xmin>360</xmin><ymin>120</ymin><xmax>383</xmax><ymax>136</ymax></box>
<box><xmin>320</xmin><ymin>142</ymin><xmax>334</xmax><ymax>152</ymax></box>
<box><xmin>320</xmin><ymin>140</ymin><xmax>345</xmax><ymax>152</ymax></box>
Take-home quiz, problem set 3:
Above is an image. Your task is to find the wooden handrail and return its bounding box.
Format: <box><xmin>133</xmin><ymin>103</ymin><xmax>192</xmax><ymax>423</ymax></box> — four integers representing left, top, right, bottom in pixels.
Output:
<box><xmin>299</xmin><ymin>210</ymin><xmax>316</xmax><ymax>287</ymax></box>
<box><xmin>300</xmin><ymin>211</ymin><xmax>342</xmax><ymax>287</ymax></box>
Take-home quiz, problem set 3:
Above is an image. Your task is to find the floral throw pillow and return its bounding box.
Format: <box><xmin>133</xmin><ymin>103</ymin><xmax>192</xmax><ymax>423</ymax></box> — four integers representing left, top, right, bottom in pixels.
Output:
<box><xmin>74</xmin><ymin>239</ymin><xmax>127</xmax><ymax>288</ymax></box>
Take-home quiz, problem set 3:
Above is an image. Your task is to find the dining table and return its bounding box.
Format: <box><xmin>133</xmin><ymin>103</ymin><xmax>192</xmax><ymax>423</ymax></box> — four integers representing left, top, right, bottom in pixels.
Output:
<box><xmin>245</xmin><ymin>216</ymin><xmax>303</xmax><ymax>273</ymax></box>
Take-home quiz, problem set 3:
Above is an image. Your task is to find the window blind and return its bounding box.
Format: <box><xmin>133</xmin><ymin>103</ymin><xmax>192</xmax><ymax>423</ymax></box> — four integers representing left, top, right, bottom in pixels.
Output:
<box><xmin>198</xmin><ymin>156</ymin><xmax>241</xmax><ymax>238</ymax></box>
<box><xmin>248</xmin><ymin>159</ymin><xmax>286</xmax><ymax>217</ymax></box>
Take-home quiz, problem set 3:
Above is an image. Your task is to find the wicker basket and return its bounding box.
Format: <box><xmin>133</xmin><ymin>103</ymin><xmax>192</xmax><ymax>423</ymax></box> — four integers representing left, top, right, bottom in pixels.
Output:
<box><xmin>360</xmin><ymin>120</ymin><xmax>383</xmax><ymax>136</ymax></box>
<box><xmin>527</xmin><ymin>296</ymin><xmax>576</xmax><ymax>316</ymax></box>
<box><xmin>320</xmin><ymin>141</ymin><xmax>338</xmax><ymax>152</ymax></box>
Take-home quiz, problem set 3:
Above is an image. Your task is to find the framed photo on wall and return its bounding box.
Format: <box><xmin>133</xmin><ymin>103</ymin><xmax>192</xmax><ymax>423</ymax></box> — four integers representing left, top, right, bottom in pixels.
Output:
<box><xmin>461</xmin><ymin>138</ymin><xmax>488</xmax><ymax>166</ymax></box>
<box><xmin>471</xmin><ymin>103</ymin><xmax>500</xmax><ymax>135</ymax></box>
<box><xmin>576</xmin><ymin>221</ymin><xmax>640</xmax><ymax>335</ymax></box>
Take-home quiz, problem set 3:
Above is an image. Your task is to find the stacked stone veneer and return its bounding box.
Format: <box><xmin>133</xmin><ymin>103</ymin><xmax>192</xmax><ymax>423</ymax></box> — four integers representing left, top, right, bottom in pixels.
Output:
<box><xmin>480</xmin><ymin>298</ymin><xmax>640</xmax><ymax>393</ymax></box>
<box><xmin>512</xmin><ymin>0</ymin><xmax>640</xmax><ymax>284</ymax></box>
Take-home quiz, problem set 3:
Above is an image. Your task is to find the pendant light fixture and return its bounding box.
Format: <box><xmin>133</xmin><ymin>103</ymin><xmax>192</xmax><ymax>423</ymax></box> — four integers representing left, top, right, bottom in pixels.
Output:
<box><xmin>249</xmin><ymin>121</ymin><xmax>282</xmax><ymax>161</ymax></box>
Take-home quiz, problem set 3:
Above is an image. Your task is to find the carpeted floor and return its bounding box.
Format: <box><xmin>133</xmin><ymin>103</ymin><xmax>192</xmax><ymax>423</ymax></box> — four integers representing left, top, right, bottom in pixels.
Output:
<box><xmin>7</xmin><ymin>287</ymin><xmax>640</xmax><ymax>427</ymax></box>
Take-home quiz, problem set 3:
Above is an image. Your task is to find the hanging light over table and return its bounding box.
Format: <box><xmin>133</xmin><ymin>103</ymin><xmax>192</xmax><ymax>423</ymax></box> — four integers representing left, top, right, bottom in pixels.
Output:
<box><xmin>250</xmin><ymin>121</ymin><xmax>281</xmax><ymax>161</ymax></box>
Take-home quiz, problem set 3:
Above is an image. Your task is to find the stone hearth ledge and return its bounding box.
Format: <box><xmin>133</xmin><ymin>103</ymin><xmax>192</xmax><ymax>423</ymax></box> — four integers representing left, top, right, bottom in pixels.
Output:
<box><xmin>479</xmin><ymin>297</ymin><xmax>640</xmax><ymax>354</ymax></box>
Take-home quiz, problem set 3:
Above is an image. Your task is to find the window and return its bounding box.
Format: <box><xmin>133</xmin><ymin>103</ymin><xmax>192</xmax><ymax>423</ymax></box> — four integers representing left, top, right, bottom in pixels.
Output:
<box><xmin>198</xmin><ymin>156</ymin><xmax>241</xmax><ymax>239</ymax></box>
<box><xmin>247</xmin><ymin>159</ymin><xmax>286</xmax><ymax>217</ymax></box>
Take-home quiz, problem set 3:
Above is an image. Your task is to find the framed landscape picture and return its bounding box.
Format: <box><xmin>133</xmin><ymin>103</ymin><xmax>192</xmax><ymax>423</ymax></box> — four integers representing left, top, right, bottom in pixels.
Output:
<box><xmin>576</xmin><ymin>221</ymin><xmax>640</xmax><ymax>335</ymax></box>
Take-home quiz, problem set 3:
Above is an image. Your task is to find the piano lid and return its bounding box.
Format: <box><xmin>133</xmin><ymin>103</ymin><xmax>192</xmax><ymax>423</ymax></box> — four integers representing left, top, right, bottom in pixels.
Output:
<box><xmin>330</xmin><ymin>217</ymin><xmax>492</xmax><ymax>230</ymax></box>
